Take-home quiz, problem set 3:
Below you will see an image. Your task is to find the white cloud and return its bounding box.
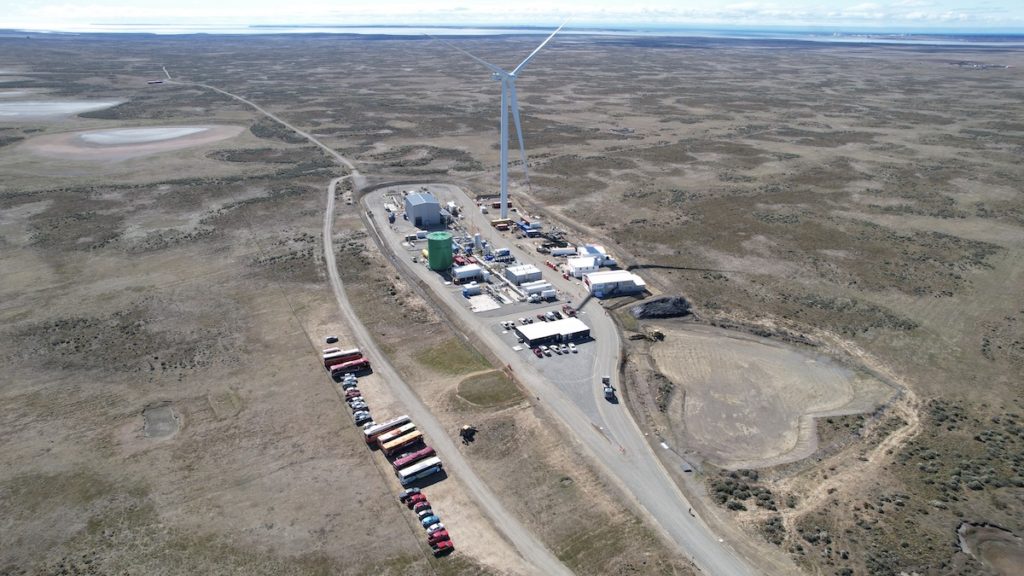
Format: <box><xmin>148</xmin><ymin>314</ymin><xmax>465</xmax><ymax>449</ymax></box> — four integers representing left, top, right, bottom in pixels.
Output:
<box><xmin>3</xmin><ymin>0</ymin><xmax>1023</xmax><ymax>30</ymax></box>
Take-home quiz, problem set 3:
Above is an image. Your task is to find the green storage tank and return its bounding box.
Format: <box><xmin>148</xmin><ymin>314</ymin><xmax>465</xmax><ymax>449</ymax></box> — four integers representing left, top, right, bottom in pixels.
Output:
<box><xmin>426</xmin><ymin>231</ymin><xmax>453</xmax><ymax>271</ymax></box>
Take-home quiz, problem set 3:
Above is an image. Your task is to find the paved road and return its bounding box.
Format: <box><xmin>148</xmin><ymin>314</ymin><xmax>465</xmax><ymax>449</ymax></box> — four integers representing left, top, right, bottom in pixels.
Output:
<box><xmin>363</xmin><ymin>185</ymin><xmax>762</xmax><ymax>576</ymax></box>
<box><xmin>172</xmin><ymin>76</ymin><xmax>573</xmax><ymax>576</ymax></box>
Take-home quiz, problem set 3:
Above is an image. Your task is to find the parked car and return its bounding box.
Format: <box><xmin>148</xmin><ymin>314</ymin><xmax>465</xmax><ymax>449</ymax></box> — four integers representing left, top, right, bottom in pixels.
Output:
<box><xmin>349</xmin><ymin>402</ymin><xmax>369</xmax><ymax>412</ymax></box>
<box><xmin>403</xmin><ymin>491</ymin><xmax>426</xmax><ymax>504</ymax></box>
<box><xmin>412</xmin><ymin>501</ymin><xmax>432</xmax><ymax>513</ymax></box>
<box><xmin>345</xmin><ymin>389</ymin><xmax>362</xmax><ymax>399</ymax></box>
<box><xmin>568</xmin><ymin>343</ymin><xmax>577</xmax><ymax>353</ymax></box>
<box><xmin>552</xmin><ymin>345</ymin><xmax>562</xmax><ymax>355</ymax></box>
<box><xmin>326</xmin><ymin>336</ymin><xmax>339</xmax><ymax>344</ymax></box>
<box><xmin>536</xmin><ymin>314</ymin><xmax>546</xmax><ymax>321</ymax></box>
<box><xmin>560</xmin><ymin>344</ymin><xmax>570</xmax><ymax>353</ymax></box>
<box><xmin>532</xmin><ymin>347</ymin><xmax>543</xmax><ymax>358</ymax></box>
<box><xmin>525</xmin><ymin>317</ymin><xmax>534</xmax><ymax>323</ymax></box>
<box><xmin>341</xmin><ymin>381</ymin><xmax>358</xmax><ymax>390</ymax></box>
<box><xmin>432</xmin><ymin>540</ymin><xmax>455</xmax><ymax>557</ymax></box>
<box><xmin>540</xmin><ymin>345</ymin><xmax>551</xmax><ymax>356</ymax></box>
<box><xmin>518</xmin><ymin>317</ymin><xmax>527</xmax><ymax>325</ymax></box>
<box><xmin>426</xmin><ymin>522</ymin><xmax>446</xmax><ymax>535</ymax></box>
<box><xmin>416</xmin><ymin>509</ymin><xmax>435</xmax><ymax>520</ymax></box>
<box><xmin>553</xmin><ymin>311</ymin><xmax>563</xmax><ymax>320</ymax></box>
<box><xmin>398</xmin><ymin>488</ymin><xmax>422</xmax><ymax>503</ymax></box>
<box><xmin>427</xmin><ymin>530</ymin><xmax>450</xmax><ymax>544</ymax></box>
<box><xmin>420</xmin><ymin>515</ymin><xmax>441</xmax><ymax>528</ymax></box>
<box><xmin>354</xmin><ymin>414</ymin><xmax>373</xmax><ymax>426</ymax></box>
<box><xmin>346</xmin><ymin>396</ymin><xmax>364</xmax><ymax>404</ymax></box>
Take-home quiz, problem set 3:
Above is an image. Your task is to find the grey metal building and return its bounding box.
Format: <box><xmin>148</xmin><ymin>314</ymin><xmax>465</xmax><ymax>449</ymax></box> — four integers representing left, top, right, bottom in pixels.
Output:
<box><xmin>404</xmin><ymin>192</ymin><xmax>441</xmax><ymax>228</ymax></box>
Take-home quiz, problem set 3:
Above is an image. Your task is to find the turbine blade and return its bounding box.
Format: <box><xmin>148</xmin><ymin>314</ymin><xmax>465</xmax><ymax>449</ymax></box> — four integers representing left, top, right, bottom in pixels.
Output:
<box><xmin>508</xmin><ymin>81</ymin><xmax>531</xmax><ymax>191</ymax></box>
<box><xmin>423</xmin><ymin>33</ymin><xmax>508</xmax><ymax>76</ymax></box>
<box><xmin>511</xmin><ymin>20</ymin><xmax>568</xmax><ymax>76</ymax></box>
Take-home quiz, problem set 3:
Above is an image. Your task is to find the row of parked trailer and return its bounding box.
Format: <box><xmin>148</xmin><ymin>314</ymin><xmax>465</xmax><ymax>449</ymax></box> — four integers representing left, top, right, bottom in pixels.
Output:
<box><xmin>322</xmin><ymin>341</ymin><xmax>451</xmax><ymax>557</ymax></box>
<box><xmin>322</xmin><ymin>345</ymin><xmax>445</xmax><ymax>486</ymax></box>
<box><xmin>324</xmin><ymin>346</ymin><xmax>372</xmax><ymax>380</ymax></box>
<box><xmin>362</xmin><ymin>415</ymin><xmax>445</xmax><ymax>486</ymax></box>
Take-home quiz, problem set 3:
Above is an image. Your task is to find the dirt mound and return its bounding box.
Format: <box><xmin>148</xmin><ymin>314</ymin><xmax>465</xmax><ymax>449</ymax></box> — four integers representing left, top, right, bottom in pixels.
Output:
<box><xmin>630</xmin><ymin>296</ymin><xmax>691</xmax><ymax>319</ymax></box>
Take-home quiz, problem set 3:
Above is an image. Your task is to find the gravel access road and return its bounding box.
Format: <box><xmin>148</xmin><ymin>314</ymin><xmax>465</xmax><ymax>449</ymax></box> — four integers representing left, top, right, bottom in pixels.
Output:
<box><xmin>171</xmin><ymin>76</ymin><xmax>573</xmax><ymax>576</ymax></box>
<box><xmin>363</xmin><ymin>185</ymin><xmax>762</xmax><ymax>576</ymax></box>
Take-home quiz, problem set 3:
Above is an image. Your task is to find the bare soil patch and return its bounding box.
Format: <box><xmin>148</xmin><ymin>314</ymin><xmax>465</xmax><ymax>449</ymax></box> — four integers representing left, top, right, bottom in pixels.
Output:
<box><xmin>22</xmin><ymin>125</ymin><xmax>244</xmax><ymax>161</ymax></box>
<box><xmin>647</xmin><ymin>322</ymin><xmax>893</xmax><ymax>469</ymax></box>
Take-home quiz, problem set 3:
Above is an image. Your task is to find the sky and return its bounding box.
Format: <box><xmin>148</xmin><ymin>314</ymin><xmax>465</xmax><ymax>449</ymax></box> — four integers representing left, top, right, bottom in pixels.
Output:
<box><xmin>2</xmin><ymin>0</ymin><xmax>1023</xmax><ymax>33</ymax></box>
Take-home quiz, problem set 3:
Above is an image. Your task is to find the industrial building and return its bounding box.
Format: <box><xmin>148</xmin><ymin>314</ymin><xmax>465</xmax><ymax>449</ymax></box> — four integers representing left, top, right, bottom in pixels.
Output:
<box><xmin>452</xmin><ymin>263</ymin><xmax>485</xmax><ymax>283</ymax></box>
<box><xmin>577</xmin><ymin>244</ymin><xmax>616</xmax><ymax>267</ymax></box>
<box><xmin>566</xmin><ymin>256</ymin><xmax>598</xmax><ymax>278</ymax></box>
<box><xmin>505</xmin><ymin>264</ymin><xmax>542</xmax><ymax>285</ymax></box>
<box><xmin>514</xmin><ymin>317</ymin><xmax>591</xmax><ymax>346</ymax></box>
<box><xmin>426</xmin><ymin>231</ymin><xmax>453</xmax><ymax>271</ymax></box>
<box><xmin>583</xmin><ymin>270</ymin><xmax>647</xmax><ymax>298</ymax></box>
<box><xmin>405</xmin><ymin>192</ymin><xmax>441</xmax><ymax>228</ymax></box>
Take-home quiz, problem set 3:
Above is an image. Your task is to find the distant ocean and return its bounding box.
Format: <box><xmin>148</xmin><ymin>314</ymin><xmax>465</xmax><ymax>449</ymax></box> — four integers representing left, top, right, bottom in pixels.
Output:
<box><xmin>7</xmin><ymin>24</ymin><xmax>1024</xmax><ymax>46</ymax></box>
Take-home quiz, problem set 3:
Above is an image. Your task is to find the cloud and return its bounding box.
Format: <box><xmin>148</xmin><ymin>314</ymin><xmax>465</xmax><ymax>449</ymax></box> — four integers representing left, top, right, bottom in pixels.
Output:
<box><xmin>3</xmin><ymin>0</ymin><xmax>1023</xmax><ymax>30</ymax></box>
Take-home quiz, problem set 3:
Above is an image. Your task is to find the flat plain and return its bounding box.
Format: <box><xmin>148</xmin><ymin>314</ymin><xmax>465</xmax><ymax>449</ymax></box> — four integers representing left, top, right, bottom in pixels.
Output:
<box><xmin>1</xmin><ymin>31</ymin><xmax>1022</xmax><ymax>576</ymax></box>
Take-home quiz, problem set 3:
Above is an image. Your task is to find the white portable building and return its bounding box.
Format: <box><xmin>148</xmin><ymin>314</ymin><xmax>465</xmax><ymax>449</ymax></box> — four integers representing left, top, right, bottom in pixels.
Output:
<box><xmin>504</xmin><ymin>264</ymin><xmax>542</xmax><ymax>285</ymax></box>
<box><xmin>566</xmin><ymin>256</ymin><xmax>599</xmax><ymax>278</ymax></box>
<box><xmin>583</xmin><ymin>270</ymin><xmax>647</xmax><ymax>298</ymax></box>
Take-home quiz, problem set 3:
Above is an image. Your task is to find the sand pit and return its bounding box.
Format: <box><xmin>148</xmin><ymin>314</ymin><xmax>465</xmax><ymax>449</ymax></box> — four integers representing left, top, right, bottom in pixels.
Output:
<box><xmin>23</xmin><ymin>125</ymin><xmax>245</xmax><ymax>161</ymax></box>
<box><xmin>648</xmin><ymin>323</ymin><xmax>893</xmax><ymax>469</ymax></box>
<box><xmin>958</xmin><ymin>523</ymin><xmax>1024</xmax><ymax>576</ymax></box>
<box><xmin>142</xmin><ymin>402</ymin><xmax>180</xmax><ymax>439</ymax></box>
<box><xmin>0</xmin><ymin>99</ymin><xmax>122</xmax><ymax>119</ymax></box>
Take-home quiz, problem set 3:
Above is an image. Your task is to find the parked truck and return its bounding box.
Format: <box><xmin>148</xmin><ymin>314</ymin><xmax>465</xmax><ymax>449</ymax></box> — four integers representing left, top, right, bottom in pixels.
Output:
<box><xmin>363</xmin><ymin>415</ymin><xmax>412</xmax><ymax>446</ymax></box>
<box><xmin>323</xmin><ymin>348</ymin><xmax>361</xmax><ymax>369</ymax></box>
<box><xmin>329</xmin><ymin>357</ymin><xmax>370</xmax><ymax>379</ymax></box>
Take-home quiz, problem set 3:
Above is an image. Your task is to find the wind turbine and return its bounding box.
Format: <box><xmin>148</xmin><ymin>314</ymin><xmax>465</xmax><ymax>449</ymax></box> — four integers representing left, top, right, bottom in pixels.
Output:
<box><xmin>431</xmin><ymin>24</ymin><xmax>565</xmax><ymax>220</ymax></box>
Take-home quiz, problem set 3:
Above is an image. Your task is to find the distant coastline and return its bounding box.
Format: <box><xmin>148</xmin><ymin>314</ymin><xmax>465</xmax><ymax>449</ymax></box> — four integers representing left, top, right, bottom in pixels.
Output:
<box><xmin>2</xmin><ymin>24</ymin><xmax>1023</xmax><ymax>47</ymax></box>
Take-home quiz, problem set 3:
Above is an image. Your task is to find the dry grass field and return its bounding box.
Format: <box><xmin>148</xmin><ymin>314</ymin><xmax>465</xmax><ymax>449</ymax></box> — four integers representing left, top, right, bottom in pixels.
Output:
<box><xmin>1</xmin><ymin>30</ymin><xmax>1022</xmax><ymax>576</ymax></box>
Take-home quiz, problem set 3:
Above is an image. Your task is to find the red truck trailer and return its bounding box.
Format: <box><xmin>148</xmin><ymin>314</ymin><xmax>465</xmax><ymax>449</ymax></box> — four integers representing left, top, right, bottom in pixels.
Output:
<box><xmin>323</xmin><ymin>348</ymin><xmax>361</xmax><ymax>368</ymax></box>
<box><xmin>392</xmin><ymin>445</ymin><xmax>436</xmax><ymax>470</ymax></box>
<box><xmin>329</xmin><ymin>357</ymin><xmax>370</xmax><ymax>378</ymax></box>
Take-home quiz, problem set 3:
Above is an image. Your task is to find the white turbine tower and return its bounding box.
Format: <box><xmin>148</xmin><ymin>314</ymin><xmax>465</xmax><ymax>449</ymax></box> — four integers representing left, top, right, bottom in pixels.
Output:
<box><xmin>432</xmin><ymin>24</ymin><xmax>565</xmax><ymax>219</ymax></box>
